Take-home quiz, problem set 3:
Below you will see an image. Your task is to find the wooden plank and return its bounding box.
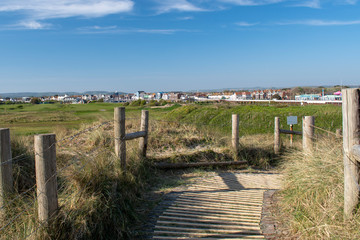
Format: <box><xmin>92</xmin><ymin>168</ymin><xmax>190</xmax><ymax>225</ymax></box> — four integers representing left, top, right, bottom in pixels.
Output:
<box><xmin>178</xmin><ymin>195</ymin><xmax>263</xmax><ymax>203</ymax></box>
<box><xmin>169</xmin><ymin>199</ymin><xmax>263</xmax><ymax>210</ymax></box>
<box><xmin>154</xmin><ymin>225</ymin><xmax>261</xmax><ymax>234</ymax></box>
<box><xmin>158</xmin><ymin>215</ymin><xmax>259</xmax><ymax>225</ymax></box>
<box><xmin>124</xmin><ymin>131</ymin><xmax>146</xmax><ymax>141</ymax></box>
<box><xmin>156</xmin><ymin>220</ymin><xmax>260</xmax><ymax>230</ymax></box>
<box><xmin>279</xmin><ymin>129</ymin><xmax>302</xmax><ymax>135</ymax></box>
<box><xmin>167</xmin><ymin>205</ymin><xmax>262</xmax><ymax>216</ymax></box>
<box><xmin>154</xmin><ymin>161</ymin><xmax>247</xmax><ymax>169</ymax></box>
<box><xmin>153</xmin><ymin>230</ymin><xmax>264</xmax><ymax>239</ymax></box>
<box><xmin>153</xmin><ymin>236</ymin><xmax>262</xmax><ymax>240</ymax></box>
<box><xmin>163</xmin><ymin>210</ymin><xmax>260</xmax><ymax>221</ymax></box>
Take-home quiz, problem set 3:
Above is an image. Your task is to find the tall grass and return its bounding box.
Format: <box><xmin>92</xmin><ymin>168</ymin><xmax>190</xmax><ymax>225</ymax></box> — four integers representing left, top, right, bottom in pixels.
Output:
<box><xmin>1</xmin><ymin>113</ymin><xmax>280</xmax><ymax>239</ymax></box>
<box><xmin>277</xmin><ymin>136</ymin><xmax>360</xmax><ymax>239</ymax></box>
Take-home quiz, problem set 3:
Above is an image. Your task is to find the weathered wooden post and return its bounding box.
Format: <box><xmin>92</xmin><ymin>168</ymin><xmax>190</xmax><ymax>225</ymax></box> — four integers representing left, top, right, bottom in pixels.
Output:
<box><xmin>274</xmin><ymin>117</ymin><xmax>280</xmax><ymax>154</ymax></box>
<box><xmin>114</xmin><ymin>107</ymin><xmax>126</xmax><ymax>171</ymax></box>
<box><xmin>139</xmin><ymin>110</ymin><xmax>149</xmax><ymax>158</ymax></box>
<box><xmin>342</xmin><ymin>88</ymin><xmax>360</xmax><ymax>218</ymax></box>
<box><xmin>0</xmin><ymin>128</ymin><xmax>13</xmax><ymax>216</ymax></box>
<box><xmin>34</xmin><ymin>134</ymin><xmax>58</xmax><ymax>222</ymax></box>
<box><xmin>232</xmin><ymin>114</ymin><xmax>239</xmax><ymax>159</ymax></box>
<box><xmin>336</xmin><ymin>128</ymin><xmax>342</xmax><ymax>138</ymax></box>
<box><xmin>302</xmin><ymin>116</ymin><xmax>315</xmax><ymax>152</ymax></box>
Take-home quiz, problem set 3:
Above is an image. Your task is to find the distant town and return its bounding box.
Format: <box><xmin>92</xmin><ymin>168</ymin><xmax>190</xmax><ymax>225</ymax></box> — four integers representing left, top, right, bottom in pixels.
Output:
<box><xmin>0</xmin><ymin>87</ymin><xmax>346</xmax><ymax>105</ymax></box>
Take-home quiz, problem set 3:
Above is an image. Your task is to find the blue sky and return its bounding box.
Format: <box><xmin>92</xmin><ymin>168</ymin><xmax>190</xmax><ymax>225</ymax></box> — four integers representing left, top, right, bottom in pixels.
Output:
<box><xmin>0</xmin><ymin>0</ymin><xmax>359</xmax><ymax>93</ymax></box>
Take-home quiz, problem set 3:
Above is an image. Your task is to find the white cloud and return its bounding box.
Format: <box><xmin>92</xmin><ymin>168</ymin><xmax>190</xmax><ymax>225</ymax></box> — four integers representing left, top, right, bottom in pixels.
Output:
<box><xmin>18</xmin><ymin>20</ymin><xmax>52</xmax><ymax>29</ymax></box>
<box><xmin>154</xmin><ymin>0</ymin><xmax>206</xmax><ymax>13</ymax></box>
<box><xmin>293</xmin><ymin>0</ymin><xmax>321</xmax><ymax>8</ymax></box>
<box><xmin>78</xmin><ymin>25</ymin><xmax>191</xmax><ymax>34</ymax></box>
<box><xmin>235</xmin><ymin>21</ymin><xmax>258</xmax><ymax>26</ymax></box>
<box><xmin>344</xmin><ymin>0</ymin><xmax>357</xmax><ymax>4</ymax></box>
<box><xmin>177</xmin><ymin>16</ymin><xmax>194</xmax><ymax>20</ymax></box>
<box><xmin>0</xmin><ymin>0</ymin><xmax>134</xmax><ymax>19</ymax></box>
<box><xmin>277</xmin><ymin>19</ymin><xmax>360</xmax><ymax>26</ymax></box>
<box><xmin>218</xmin><ymin>0</ymin><xmax>285</xmax><ymax>6</ymax></box>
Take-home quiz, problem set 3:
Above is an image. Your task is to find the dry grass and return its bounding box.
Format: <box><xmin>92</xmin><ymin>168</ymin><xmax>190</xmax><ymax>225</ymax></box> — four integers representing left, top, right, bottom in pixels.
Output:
<box><xmin>1</xmin><ymin>118</ymin><xmax>278</xmax><ymax>239</ymax></box>
<box><xmin>277</xmin><ymin>136</ymin><xmax>360</xmax><ymax>239</ymax></box>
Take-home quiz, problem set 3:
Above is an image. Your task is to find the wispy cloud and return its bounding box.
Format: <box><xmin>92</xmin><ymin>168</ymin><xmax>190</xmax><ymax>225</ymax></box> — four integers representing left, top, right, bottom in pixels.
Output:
<box><xmin>277</xmin><ymin>19</ymin><xmax>360</xmax><ymax>26</ymax></box>
<box><xmin>17</xmin><ymin>20</ymin><xmax>52</xmax><ymax>29</ymax></box>
<box><xmin>154</xmin><ymin>0</ymin><xmax>206</xmax><ymax>13</ymax></box>
<box><xmin>78</xmin><ymin>25</ymin><xmax>193</xmax><ymax>34</ymax></box>
<box><xmin>235</xmin><ymin>21</ymin><xmax>258</xmax><ymax>26</ymax></box>
<box><xmin>218</xmin><ymin>0</ymin><xmax>285</xmax><ymax>6</ymax></box>
<box><xmin>0</xmin><ymin>0</ymin><xmax>134</xmax><ymax>20</ymax></box>
<box><xmin>177</xmin><ymin>16</ymin><xmax>194</xmax><ymax>20</ymax></box>
<box><xmin>293</xmin><ymin>0</ymin><xmax>321</xmax><ymax>8</ymax></box>
<box><xmin>219</xmin><ymin>0</ymin><xmax>357</xmax><ymax>8</ymax></box>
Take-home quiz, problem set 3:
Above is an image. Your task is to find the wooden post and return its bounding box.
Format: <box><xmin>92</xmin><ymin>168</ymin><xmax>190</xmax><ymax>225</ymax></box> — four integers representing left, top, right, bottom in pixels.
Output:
<box><xmin>274</xmin><ymin>117</ymin><xmax>280</xmax><ymax>154</ymax></box>
<box><xmin>336</xmin><ymin>128</ymin><xmax>342</xmax><ymax>138</ymax></box>
<box><xmin>290</xmin><ymin>124</ymin><xmax>293</xmax><ymax>146</ymax></box>
<box><xmin>114</xmin><ymin>107</ymin><xmax>126</xmax><ymax>171</ymax></box>
<box><xmin>342</xmin><ymin>88</ymin><xmax>360</xmax><ymax>218</ymax></box>
<box><xmin>232</xmin><ymin>114</ymin><xmax>239</xmax><ymax>159</ymax></box>
<box><xmin>0</xmin><ymin>128</ymin><xmax>13</xmax><ymax>215</ymax></box>
<box><xmin>139</xmin><ymin>110</ymin><xmax>149</xmax><ymax>158</ymax></box>
<box><xmin>302</xmin><ymin>116</ymin><xmax>315</xmax><ymax>152</ymax></box>
<box><xmin>34</xmin><ymin>134</ymin><xmax>58</xmax><ymax>222</ymax></box>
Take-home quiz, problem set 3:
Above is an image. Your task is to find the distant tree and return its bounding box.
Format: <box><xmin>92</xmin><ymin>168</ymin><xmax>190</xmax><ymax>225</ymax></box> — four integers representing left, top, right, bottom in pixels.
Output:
<box><xmin>148</xmin><ymin>100</ymin><xmax>160</xmax><ymax>106</ymax></box>
<box><xmin>130</xmin><ymin>100</ymin><xmax>141</xmax><ymax>106</ymax></box>
<box><xmin>271</xmin><ymin>94</ymin><xmax>282</xmax><ymax>100</ymax></box>
<box><xmin>30</xmin><ymin>97</ymin><xmax>41</xmax><ymax>104</ymax></box>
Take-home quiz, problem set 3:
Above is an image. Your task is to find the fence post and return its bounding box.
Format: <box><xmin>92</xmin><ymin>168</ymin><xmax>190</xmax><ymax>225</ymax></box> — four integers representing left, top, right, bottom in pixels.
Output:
<box><xmin>232</xmin><ymin>114</ymin><xmax>239</xmax><ymax>159</ymax></box>
<box><xmin>139</xmin><ymin>110</ymin><xmax>149</xmax><ymax>158</ymax></box>
<box><xmin>342</xmin><ymin>88</ymin><xmax>360</xmax><ymax>218</ymax></box>
<box><xmin>274</xmin><ymin>117</ymin><xmax>280</xmax><ymax>154</ymax></box>
<box><xmin>34</xmin><ymin>134</ymin><xmax>58</xmax><ymax>222</ymax></box>
<box><xmin>0</xmin><ymin>128</ymin><xmax>13</xmax><ymax>216</ymax></box>
<box><xmin>114</xmin><ymin>107</ymin><xmax>126</xmax><ymax>171</ymax></box>
<box><xmin>302</xmin><ymin>116</ymin><xmax>315</xmax><ymax>152</ymax></box>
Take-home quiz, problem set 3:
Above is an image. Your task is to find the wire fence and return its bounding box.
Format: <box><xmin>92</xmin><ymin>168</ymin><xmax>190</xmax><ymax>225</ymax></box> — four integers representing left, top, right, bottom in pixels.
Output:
<box><xmin>0</xmin><ymin>121</ymin><xmax>113</xmax><ymax>236</ymax></box>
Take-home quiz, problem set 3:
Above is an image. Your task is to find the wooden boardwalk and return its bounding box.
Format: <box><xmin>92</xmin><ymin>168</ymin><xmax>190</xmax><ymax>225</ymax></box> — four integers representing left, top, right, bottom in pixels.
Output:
<box><xmin>151</xmin><ymin>172</ymin><xmax>282</xmax><ymax>239</ymax></box>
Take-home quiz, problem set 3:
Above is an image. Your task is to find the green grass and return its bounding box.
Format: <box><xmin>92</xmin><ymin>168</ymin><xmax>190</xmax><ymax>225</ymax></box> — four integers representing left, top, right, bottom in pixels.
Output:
<box><xmin>0</xmin><ymin>102</ymin><xmax>342</xmax><ymax>136</ymax></box>
<box><xmin>164</xmin><ymin>103</ymin><xmax>342</xmax><ymax>135</ymax></box>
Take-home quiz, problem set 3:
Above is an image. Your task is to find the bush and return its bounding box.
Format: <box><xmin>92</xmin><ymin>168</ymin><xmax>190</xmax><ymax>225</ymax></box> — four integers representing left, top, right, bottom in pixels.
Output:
<box><xmin>30</xmin><ymin>98</ymin><xmax>41</xmax><ymax>104</ymax></box>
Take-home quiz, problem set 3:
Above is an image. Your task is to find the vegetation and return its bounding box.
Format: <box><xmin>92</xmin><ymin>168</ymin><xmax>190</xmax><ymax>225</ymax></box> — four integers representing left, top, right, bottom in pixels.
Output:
<box><xmin>276</xmin><ymin>137</ymin><xmax>360</xmax><ymax>239</ymax></box>
<box><xmin>0</xmin><ymin>101</ymin><xmax>348</xmax><ymax>239</ymax></box>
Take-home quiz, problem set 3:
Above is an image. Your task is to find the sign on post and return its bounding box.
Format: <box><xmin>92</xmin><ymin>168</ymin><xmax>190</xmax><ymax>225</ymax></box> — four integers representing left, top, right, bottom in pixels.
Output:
<box><xmin>287</xmin><ymin>116</ymin><xmax>298</xmax><ymax>146</ymax></box>
<box><xmin>287</xmin><ymin>116</ymin><xmax>298</xmax><ymax>125</ymax></box>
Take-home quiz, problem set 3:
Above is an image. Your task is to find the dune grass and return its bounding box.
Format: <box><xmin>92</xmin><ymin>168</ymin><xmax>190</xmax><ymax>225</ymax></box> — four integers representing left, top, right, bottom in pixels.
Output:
<box><xmin>277</xmin><ymin>136</ymin><xmax>360</xmax><ymax>239</ymax></box>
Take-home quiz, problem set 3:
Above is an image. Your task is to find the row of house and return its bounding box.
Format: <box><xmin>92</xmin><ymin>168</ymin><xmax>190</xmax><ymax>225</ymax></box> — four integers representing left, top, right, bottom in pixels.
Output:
<box><xmin>1</xmin><ymin>89</ymin><xmax>342</xmax><ymax>104</ymax></box>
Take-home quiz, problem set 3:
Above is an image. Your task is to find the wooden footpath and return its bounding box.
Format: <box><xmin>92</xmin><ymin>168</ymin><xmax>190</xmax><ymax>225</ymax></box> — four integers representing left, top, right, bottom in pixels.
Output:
<box><xmin>151</xmin><ymin>172</ymin><xmax>282</xmax><ymax>239</ymax></box>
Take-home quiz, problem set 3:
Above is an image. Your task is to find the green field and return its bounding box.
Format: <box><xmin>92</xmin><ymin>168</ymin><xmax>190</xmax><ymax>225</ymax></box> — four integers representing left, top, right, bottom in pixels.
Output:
<box><xmin>0</xmin><ymin>102</ymin><xmax>342</xmax><ymax>136</ymax></box>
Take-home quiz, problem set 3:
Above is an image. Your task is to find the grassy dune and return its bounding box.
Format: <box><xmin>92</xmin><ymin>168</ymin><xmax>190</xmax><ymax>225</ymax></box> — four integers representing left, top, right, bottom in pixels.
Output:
<box><xmin>277</xmin><ymin>137</ymin><xmax>360</xmax><ymax>239</ymax></box>
<box><xmin>0</xmin><ymin>102</ymin><xmax>346</xmax><ymax>239</ymax></box>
